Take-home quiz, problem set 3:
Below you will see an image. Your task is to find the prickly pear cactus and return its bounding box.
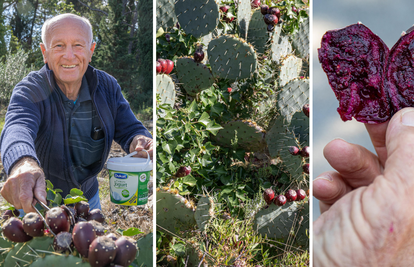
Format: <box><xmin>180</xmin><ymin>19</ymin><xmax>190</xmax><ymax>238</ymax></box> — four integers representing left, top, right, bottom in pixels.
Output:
<box><xmin>271</xmin><ymin>28</ymin><xmax>292</xmax><ymax>64</ymax></box>
<box><xmin>175</xmin><ymin>57</ymin><xmax>215</xmax><ymax>96</ymax></box>
<box><xmin>30</xmin><ymin>254</ymin><xmax>91</xmax><ymax>267</ymax></box>
<box><xmin>291</xmin><ymin>18</ymin><xmax>309</xmax><ymax>60</ymax></box>
<box><xmin>253</xmin><ymin>201</ymin><xmax>309</xmax><ymax>247</ymax></box>
<box><xmin>237</xmin><ymin>0</ymin><xmax>252</xmax><ymax>40</ymax></box>
<box><xmin>4</xmin><ymin>236</ymin><xmax>54</xmax><ymax>267</ymax></box>
<box><xmin>277</xmin><ymin>54</ymin><xmax>302</xmax><ymax>88</ymax></box>
<box><xmin>277</xmin><ymin>78</ymin><xmax>309</xmax><ymax>123</ymax></box>
<box><xmin>213</xmin><ymin>120</ymin><xmax>266</xmax><ymax>152</ymax></box>
<box><xmin>156</xmin><ymin>0</ymin><xmax>178</xmax><ymax>30</ymax></box>
<box><xmin>157</xmin><ymin>74</ymin><xmax>176</xmax><ymax>107</ymax></box>
<box><xmin>246</xmin><ymin>9</ymin><xmax>269</xmax><ymax>54</ymax></box>
<box><xmin>156</xmin><ymin>188</ymin><xmax>197</xmax><ymax>234</ymax></box>
<box><xmin>174</xmin><ymin>0</ymin><xmax>220</xmax><ymax>38</ymax></box>
<box><xmin>208</xmin><ymin>35</ymin><xmax>258</xmax><ymax>81</ymax></box>
<box><xmin>134</xmin><ymin>232</ymin><xmax>153</xmax><ymax>266</ymax></box>
<box><xmin>194</xmin><ymin>196</ymin><xmax>214</xmax><ymax>232</ymax></box>
<box><xmin>0</xmin><ymin>236</ymin><xmax>12</xmax><ymax>265</ymax></box>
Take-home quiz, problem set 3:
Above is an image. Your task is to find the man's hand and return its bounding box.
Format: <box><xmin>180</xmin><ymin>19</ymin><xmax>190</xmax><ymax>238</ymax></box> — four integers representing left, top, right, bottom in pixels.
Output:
<box><xmin>314</xmin><ymin>107</ymin><xmax>414</xmax><ymax>266</ymax></box>
<box><xmin>129</xmin><ymin>135</ymin><xmax>153</xmax><ymax>160</ymax></box>
<box><xmin>1</xmin><ymin>157</ymin><xmax>47</xmax><ymax>213</ymax></box>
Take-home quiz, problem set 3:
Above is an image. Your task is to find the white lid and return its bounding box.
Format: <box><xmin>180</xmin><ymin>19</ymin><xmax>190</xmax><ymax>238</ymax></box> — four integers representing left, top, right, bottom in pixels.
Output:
<box><xmin>107</xmin><ymin>150</ymin><xmax>152</xmax><ymax>172</ymax></box>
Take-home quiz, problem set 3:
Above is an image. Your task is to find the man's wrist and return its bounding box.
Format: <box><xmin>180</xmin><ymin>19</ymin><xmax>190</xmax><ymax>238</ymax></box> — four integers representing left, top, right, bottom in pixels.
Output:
<box><xmin>9</xmin><ymin>157</ymin><xmax>42</xmax><ymax>177</ymax></box>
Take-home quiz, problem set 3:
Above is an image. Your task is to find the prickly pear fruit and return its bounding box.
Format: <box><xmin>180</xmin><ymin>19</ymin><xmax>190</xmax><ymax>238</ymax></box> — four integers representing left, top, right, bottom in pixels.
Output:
<box><xmin>227</xmin><ymin>87</ymin><xmax>232</xmax><ymax>93</ymax></box>
<box><xmin>89</xmin><ymin>220</ymin><xmax>105</xmax><ymax>236</ymax></box>
<box><xmin>263</xmin><ymin>188</ymin><xmax>275</xmax><ymax>205</ymax></box>
<box><xmin>267</xmin><ymin>24</ymin><xmax>274</xmax><ymax>32</ymax></box>
<box><xmin>274</xmin><ymin>195</ymin><xmax>287</xmax><ymax>206</ymax></box>
<box><xmin>260</xmin><ymin>5</ymin><xmax>269</xmax><ymax>15</ymax></box>
<box><xmin>303</xmin><ymin>103</ymin><xmax>309</xmax><ymax>117</ymax></box>
<box><xmin>164</xmin><ymin>59</ymin><xmax>174</xmax><ymax>74</ymax></box>
<box><xmin>175</xmin><ymin>166</ymin><xmax>191</xmax><ymax>177</ymax></box>
<box><xmin>22</xmin><ymin>212</ymin><xmax>44</xmax><ymax>237</ymax></box>
<box><xmin>45</xmin><ymin>207</ymin><xmax>70</xmax><ymax>235</ymax></box>
<box><xmin>61</xmin><ymin>205</ymin><xmax>76</xmax><ymax>226</ymax></box>
<box><xmin>300</xmin><ymin>146</ymin><xmax>310</xmax><ymax>158</ymax></box>
<box><xmin>303</xmin><ymin>163</ymin><xmax>309</xmax><ymax>174</ymax></box>
<box><xmin>220</xmin><ymin>5</ymin><xmax>230</xmax><ymax>13</ymax></box>
<box><xmin>87</xmin><ymin>209</ymin><xmax>105</xmax><ymax>223</ymax></box>
<box><xmin>268</xmin><ymin>7</ymin><xmax>280</xmax><ymax>18</ymax></box>
<box><xmin>165</xmin><ymin>33</ymin><xmax>170</xmax><ymax>42</ymax></box>
<box><xmin>113</xmin><ymin>236</ymin><xmax>138</xmax><ymax>266</ymax></box>
<box><xmin>285</xmin><ymin>189</ymin><xmax>297</xmax><ymax>202</ymax></box>
<box><xmin>75</xmin><ymin>201</ymin><xmax>90</xmax><ymax>219</ymax></box>
<box><xmin>251</xmin><ymin>0</ymin><xmax>260</xmax><ymax>8</ymax></box>
<box><xmin>296</xmin><ymin>189</ymin><xmax>306</xmax><ymax>201</ymax></box>
<box><xmin>72</xmin><ymin>221</ymin><xmax>96</xmax><ymax>258</ymax></box>
<box><xmin>53</xmin><ymin>231</ymin><xmax>74</xmax><ymax>253</ymax></box>
<box><xmin>2</xmin><ymin>209</ymin><xmax>20</xmax><ymax>220</ymax></box>
<box><xmin>288</xmin><ymin>146</ymin><xmax>300</xmax><ymax>156</ymax></box>
<box><xmin>88</xmin><ymin>236</ymin><xmax>117</xmax><ymax>267</ymax></box>
<box><xmin>194</xmin><ymin>50</ymin><xmax>205</xmax><ymax>63</ymax></box>
<box><xmin>106</xmin><ymin>233</ymin><xmax>118</xmax><ymax>241</ymax></box>
<box><xmin>156</xmin><ymin>61</ymin><xmax>162</xmax><ymax>74</ymax></box>
<box><xmin>264</xmin><ymin>14</ymin><xmax>278</xmax><ymax>25</ymax></box>
<box><xmin>2</xmin><ymin>217</ymin><xmax>33</xmax><ymax>242</ymax></box>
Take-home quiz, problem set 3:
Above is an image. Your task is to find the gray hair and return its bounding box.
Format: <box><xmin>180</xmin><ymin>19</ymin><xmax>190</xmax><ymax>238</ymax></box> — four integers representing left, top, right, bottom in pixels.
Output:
<box><xmin>41</xmin><ymin>13</ymin><xmax>93</xmax><ymax>48</ymax></box>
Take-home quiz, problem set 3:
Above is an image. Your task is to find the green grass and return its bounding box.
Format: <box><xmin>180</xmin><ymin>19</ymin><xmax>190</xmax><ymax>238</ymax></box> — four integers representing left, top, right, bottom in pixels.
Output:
<box><xmin>0</xmin><ymin>115</ymin><xmax>5</xmax><ymax>137</ymax></box>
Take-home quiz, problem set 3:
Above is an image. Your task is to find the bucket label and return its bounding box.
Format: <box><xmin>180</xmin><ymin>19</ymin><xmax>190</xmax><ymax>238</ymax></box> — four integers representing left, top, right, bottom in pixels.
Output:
<box><xmin>109</xmin><ymin>170</ymin><xmax>150</xmax><ymax>206</ymax></box>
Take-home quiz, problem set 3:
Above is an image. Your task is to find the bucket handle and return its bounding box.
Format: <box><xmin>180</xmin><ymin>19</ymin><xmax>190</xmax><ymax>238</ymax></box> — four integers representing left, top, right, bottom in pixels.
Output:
<box><xmin>125</xmin><ymin>150</ymin><xmax>151</xmax><ymax>167</ymax></box>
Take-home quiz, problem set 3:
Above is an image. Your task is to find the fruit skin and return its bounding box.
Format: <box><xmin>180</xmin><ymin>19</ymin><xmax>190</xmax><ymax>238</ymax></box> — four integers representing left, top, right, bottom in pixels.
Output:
<box><xmin>303</xmin><ymin>103</ymin><xmax>309</xmax><ymax>117</ymax></box>
<box><xmin>219</xmin><ymin>5</ymin><xmax>230</xmax><ymax>13</ymax></box>
<box><xmin>88</xmin><ymin>236</ymin><xmax>117</xmax><ymax>267</ymax></box>
<box><xmin>45</xmin><ymin>207</ymin><xmax>70</xmax><ymax>235</ymax></box>
<box><xmin>2</xmin><ymin>209</ymin><xmax>20</xmax><ymax>220</ymax></box>
<box><xmin>300</xmin><ymin>146</ymin><xmax>310</xmax><ymax>158</ymax></box>
<box><xmin>260</xmin><ymin>5</ymin><xmax>269</xmax><ymax>15</ymax></box>
<box><xmin>274</xmin><ymin>195</ymin><xmax>287</xmax><ymax>206</ymax></box>
<box><xmin>303</xmin><ymin>163</ymin><xmax>309</xmax><ymax>174</ymax></box>
<box><xmin>263</xmin><ymin>14</ymin><xmax>278</xmax><ymax>25</ymax></box>
<box><xmin>175</xmin><ymin>166</ymin><xmax>191</xmax><ymax>177</ymax></box>
<box><xmin>285</xmin><ymin>189</ymin><xmax>297</xmax><ymax>202</ymax></box>
<box><xmin>193</xmin><ymin>50</ymin><xmax>205</xmax><ymax>63</ymax></box>
<box><xmin>223</xmin><ymin>14</ymin><xmax>235</xmax><ymax>23</ymax></box>
<box><xmin>2</xmin><ymin>217</ymin><xmax>33</xmax><ymax>243</ymax></box>
<box><xmin>296</xmin><ymin>189</ymin><xmax>306</xmax><ymax>201</ymax></box>
<box><xmin>165</xmin><ymin>33</ymin><xmax>170</xmax><ymax>42</ymax></box>
<box><xmin>75</xmin><ymin>201</ymin><xmax>90</xmax><ymax>219</ymax></box>
<box><xmin>72</xmin><ymin>221</ymin><xmax>97</xmax><ymax>258</ymax></box>
<box><xmin>87</xmin><ymin>209</ymin><xmax>105</xmax><ymax>223</ymax></box>
<box><xmin>288</xmin><ymin>146</ymin><xmax>300</xmax><ymax>156</ymax></box>
<box><xmin>268</xmin><ymin>7</ymin><xmax>280</xmax><ymax>18</ymax></box>
<box><xmin>158</xmin><ymin>59</ymin><xmax>168</xmax><ymax>74</ymax></box>
<box><xmin>164</xmin><ymin>59</ymin><xmax>174</xmax><ymax>75</ymax></box>
<box><xmin>112</xmin><ymin>236</ymin><xmax>138</xmax><ymax>266</ymax></box>
<box><xmin>53</xmin><ymin>231</ymin><xmax>74</xmax><ymax>253</ymax></box>
<box><xmin>227</xmin><ymin>87</ymin><xmax>232</xmax><ymax>93</ymax></box>
<box><xmin>22</xmin><ymin>212</ymin><xmax>45</xmax><ymax>237</ymax></box>
<box><xmin>267</xmin><ymin>24</ymin><xmax>274</xmax><ymax>32</ymax></box>
<box><xmin>292</xmin><ymin>6</ymin><xmax>298</xmax><ymax>14</ymax></box>
<box><xmin>251</xmin><ymin>0</ymin><xmax>260</xmax><ymax>8</ymax></box>
<box><xmin>263</xmin><ymin>188</ymin><xmax>275</xmax><ymax>205</ymax></box>
<box><xmin>156</xmin><ymin>61</ymin><xmax>162</xmax><ymax>74</ymax></box>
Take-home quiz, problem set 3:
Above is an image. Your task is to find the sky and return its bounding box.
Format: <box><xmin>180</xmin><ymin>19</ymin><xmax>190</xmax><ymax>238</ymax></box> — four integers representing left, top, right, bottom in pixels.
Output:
<box><xmin>312</xmin><ymin>0</ymin><xmax>414</xmax><ymax>220</ymax></box>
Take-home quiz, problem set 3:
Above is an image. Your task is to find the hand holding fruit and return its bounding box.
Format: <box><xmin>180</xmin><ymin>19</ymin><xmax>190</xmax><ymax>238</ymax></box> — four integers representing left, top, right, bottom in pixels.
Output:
<box><xmin>129</xmin><ymin>135</ymin><xmax>153</xmax><ymax>160</ymax></box>
<box><xmin>313</xmin><ymin>107</ymin><xmax>414</xmax><ymax>266</ymax></box>
<box><xmin>0</xmin><ymin>157</ymin><xmax>47</xmax><ymax>213</ymax></box>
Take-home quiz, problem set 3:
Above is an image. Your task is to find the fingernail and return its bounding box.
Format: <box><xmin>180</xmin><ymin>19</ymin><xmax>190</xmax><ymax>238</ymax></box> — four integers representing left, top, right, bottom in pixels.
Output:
<box><xmin>314</xmin><ymin>174</ymin><xmax>333</xmax><ymax>182</ymax></box>
<box><xmin>402</xmin><ymin>110</ymin><xmax>414</xmax><ymax>126</ymax></box>
<box><xmin>332</xmin><ymin>137</ymin><xmax>348</xmax><ymax>143</ymax></box>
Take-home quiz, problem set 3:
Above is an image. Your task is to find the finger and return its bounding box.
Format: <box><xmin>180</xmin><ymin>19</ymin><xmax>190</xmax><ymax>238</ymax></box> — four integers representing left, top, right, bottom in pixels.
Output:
<box><xmin>313</xmin><ymin>171</ymin><xmax>352</xmax><ymax>213</ymax></box>
<box><xmin>365</xmin><ymin>122</ymin><xmax>389</xmax><ymax>166</ymax></box>
<box><xmin>19</xmin><ymin>175</ymin><xmax>35</xmax><ymax>213</ymax></box>
<box><xmin>323</xmin><ymin>138</ymin><xmax>383</xmax><ymax>189</ymax></box>
<box><xmin>33</xmin><ymin>174</ymin><xmax>47</xmax><ymax>205</ymax></box>
<box><xmin>135</xmin><ymin>137</ymin><xmax>149</xmax><ymax>150</ymax></box>
<box><xmin>382</xmin><ymin>108</ymin><xmax>414</xmax><ymax>187</ymax></box>
<box><xmin>0</xmin><ymin>179</ymin><xmax>22</xmax><ymax>209</ymax></box>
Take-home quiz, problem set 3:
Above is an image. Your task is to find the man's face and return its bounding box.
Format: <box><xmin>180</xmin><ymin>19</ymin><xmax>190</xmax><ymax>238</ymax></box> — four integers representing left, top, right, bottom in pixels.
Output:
<box><xmin>40</xmin><ymin>18</ymin><xmax>95</xmax><ymax>89</ymax></box>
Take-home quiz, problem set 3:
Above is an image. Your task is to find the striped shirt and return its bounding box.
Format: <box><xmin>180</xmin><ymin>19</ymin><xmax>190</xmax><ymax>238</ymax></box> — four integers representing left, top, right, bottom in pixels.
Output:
<box><xmin>56</xmin><ymin>77</ymin><xmax>104</xmax><ymax>183</ymax></box>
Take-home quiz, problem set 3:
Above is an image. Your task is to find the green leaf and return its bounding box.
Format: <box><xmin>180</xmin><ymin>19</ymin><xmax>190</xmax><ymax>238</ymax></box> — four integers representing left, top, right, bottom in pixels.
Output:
<box><xmin>188</xmin><ymin>100</ymin><xmax>198</xmax><ymax>113</ymax></box>
<box><xmin>70</xmin><ymin>188</ymin><xmax>83</xmax><ymax>196</ymax></box>
<box><xmin>123</xmin><ymin>227</ymin><xmax>144</xmax><ymax>236</ymax></box>
<box><xmin>220</xmin><ymin>175</ymin><xmax>232</xmax><ymax>185</ymax></box>
<box><xmin>183</xmin><ymin>175</ymin><xmax>197</xmax><ymax>186</ymax></box>
<box><xmin>54</xmin><ymin>193</ymin><xmax>63</xmax><ymax>205</ymax></box>
<box><xmin>206</xmin><ymin>121</ymin><xmax>223</xmax><ymax>136</ymax></box>
<box><xmin>46</xmin><ymin>189</ymin><xmax>56</xmax><ymax>202</ymax></box>
<box><xmin>162</xmin><ymin>139</ymin><xmax>178</xmax><ymax>154</ymax></box>
<box><xmin>63</xmin><ymin>195</ymin><xmax>88</xmax><ymax>205</ymax></box>
<box><xmin>172</xmin><ymin>243</ymin><xmax>186</xmax><ymax>256</ymax></box>
<box><xmin>46</xmin><ymin>180</ymin><xmax>54</xmax><ymax>190</ymax></box>
<box><xmin>198</xmin><ymin>112</ymin><xmax>211</xmax><ymax>126</ymax></box>
<box><xmin>221</xmin><ymin>186</ymin><xmax>233</xmax><ymax>195</ymax></box>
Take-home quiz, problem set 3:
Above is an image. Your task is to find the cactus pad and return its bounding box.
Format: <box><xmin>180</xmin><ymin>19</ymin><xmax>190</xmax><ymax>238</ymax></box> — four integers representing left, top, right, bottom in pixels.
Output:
<box><xmin>156</xmin><ymin>188</ymin><xmax>197</xmax><ymax>235</ymax></box>
<box><xmin>175</xmin><ymin>57</ymin><xmax>215</xmax><ymax>96</ymax></box>
<box><xmin>271</xmin><ymin>32</ymin><xmax>292</xmax><ymax>64</ymax></box>
<box><xmin>254</xmin><ymin>201</ymin><xmax>308</xmax><ymax>247</ymax></box>
<box><xmin>157</xmin><ymin>74</ymin><xmax>176</xmax><ymax>107</ymax></box>
<box><xmin>194</xmin><ymin>196</ymin><xmax>214</xmax><ymax>232</ymax></box>
<box><xmin>277</xmin><ymin>78</ymin><xmax>309</xmax><ymax>123</ymax></box>
<box><xmin>277</xmin><ymin>54</ymin><xmax>302</xmax><ymax>88</ymax></box>
<box><xmin>175</xmin><ymin>0</ymin><xmax>220</xmax><ymax>38</ymax></box>
<box><xmin>134</xmin><ymin>232</ymin><xmax>153</xmax><ymax>266</ymax></box>
<box><xmin>237</xmin><ymin>0</ymin><xmax>252</xmax><ymax>40</ymax></box>
<box><xmin>4</xmin><ymin>236</ymin><xmax>54</xmax><ymax>267</ymax></box>
<box><xmin>156</xmin><ymin>0</ymin><xmax>178</xmax><ymax>30</ymax></box>
<box><xmin>208</xmin><ymin>35</ymin><xmax>258</xmax><ymax>80</ymax></box>
<box><xmin>291</xmin><ymin>18</ymin><xmax>309</xmax><ymax>60</ymax></box>
<box><xmin>247</xmin><ymin>9</ymin><xmax>270</xmax><ymax>54</ymax></box>
<box><xmin>213</xmin><ymin>120</ymin><xmax>266</xmax><ymax>152</ymax></box>
<box><xmin>30</xmin><ymin>254</ymin><xmax>90</xmax><ymax>267</ymax></box>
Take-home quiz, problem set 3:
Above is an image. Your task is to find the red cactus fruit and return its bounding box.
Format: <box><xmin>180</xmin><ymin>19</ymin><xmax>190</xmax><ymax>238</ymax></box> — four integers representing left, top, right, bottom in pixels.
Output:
<box><xmin>300</xmin><ymin>146</ymin><xmax>310</xmax><ymax>158</ymax></box>
<box><xmin>157</xmin><ymin>59</ymin><xmax>168</xmax><ymax>74</ymax></box>
<box><xmin>156</xmin><ymin>61</ymin><xmax>162</xmax><ymax>74</ymax></box>
<box><xmin>45</xmin><ymin>207</ymin><xmax>70</xmax><ymax>235</ymax></box>
<box><xmin>22</xmin><ymin>212</ymin><xmax>44</xmax><ymax>237</ymax></box>
<box><xmin>227</xmin><ymin>87</ymin><xmax>232</xmax><ymax>93</ymax></box>
<box><xmin>260</xmin><ymin>5</ymin><xmax>269</xmax><ymax>15</ymax></box>
<box><xmin>2</xmin><ymin>209</ymin><xmax>20</xmax><ymax>220</ymax></box>
<box><xmin>268</xmin><ymin>7</ymin><xmax>280</xmax><ymax>18</ymax></box>
<box><xmin>89</xmin><ymin>220</ymin><xmax>105</xmax><ymax>236</ymax></box>
<box><xmin>264</xmin><ymin>14</ymin><xmax>278</xmax><ymax>25</ymax></box>
<box><xmin>87</xmin><ymin>209</ymin><xmax>105</xmax><ymax>223</ymax></box>
<box><xmin>75</xmin><ymin>201</ymin><xmax>90</xmax><ymax>219</ymax></box>
<box><xmin>194</xmin><ymin>50</ymin><xmax>205</xmax><ymax>63</ymax></box>
<box><xmin>267</xmin><ymin>24</ymin><xmax>274</xmax><ymax>32</ymax></box>
<box><xmin>2</xmin><ymin>217</ymin><xmax>33</xmax><ymax>242</ymax></box>
<box><xmin>175</xmin><ymin>166</ymin><xmax>191</xmax><ymax>177</ymax></box>
<box><xmin>251</xmin><ymin>0</ymin><xmax>260</xmax><ymax>8</ymax></box>
<box><xmin>296</xmin><ymin>189</ymin><xmax>306</xmax><ymax>201</ymax></box>
<box><xmin>219</xmin><ymin>5</ymin><xmax>230</xmax><ymax>13</ymax></box>
<box><xmin>72</xmin><ymin>221</ymin><xmax>97</xmax><ymax>258</ymax></box>
<box><xmin>274</xmin><ymin>195</ymin><xmax>287</xmax><ymax>206</ymax></box>
<box><xmin>164</xmin><ymin>59</ymin><xmax>174</xmax><ymax>74</ymax></box>
<box><xmin>113</xmin><ymin>236</ymin><xmax>138</xmax><ymax>266</ymax></box>
<box><xmin>303</xmin><ymin>163</ymin><xmax>309</xmax><ymax>174</ymax></box>
<box><xmin>88</xmin><ymin>236</ymin><xmax>118</xmax><ymax>267</ymax></box>
<box><xmin>285</xmin><ymin>189</ymin><xmax>297</xmax><ymax>202</ymax></box>
<box><xmin>303</xmin><ymin>103</ymin><xmax>309</xmax><ymax>117</ymax></box>
<box><xmin>288</xmin><ymin>146</ymin><xmax>300</xmax><ymax>156</ymax></box>
<box><xmin>263</xmin><ymin>188</ymin><xmax>275</xmax><ymax>205</ymax></box>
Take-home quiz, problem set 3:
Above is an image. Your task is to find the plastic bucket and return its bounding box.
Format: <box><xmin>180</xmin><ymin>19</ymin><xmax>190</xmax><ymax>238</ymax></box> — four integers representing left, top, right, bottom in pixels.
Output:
<box><xmin>107</xmin><ymin>150</ymin><xmax>152</xmax><ymax>206</ymax></box>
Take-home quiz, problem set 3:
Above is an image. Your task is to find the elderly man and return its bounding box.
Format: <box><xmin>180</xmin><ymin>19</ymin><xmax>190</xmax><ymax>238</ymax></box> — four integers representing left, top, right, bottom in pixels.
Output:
<box><xmin>0</xmin><ymin>13</ymin><xmax>153</xmax><ymax>213</ymax></box>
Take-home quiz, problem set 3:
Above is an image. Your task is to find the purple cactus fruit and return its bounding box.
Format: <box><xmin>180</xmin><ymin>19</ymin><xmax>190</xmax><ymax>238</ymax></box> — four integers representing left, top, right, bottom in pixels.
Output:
<box><xmin>175</xmin><ymin>166</ymin><xmax>191</xmax><ymax>177</ymax></box>
<box><xmin>87</xmin><ymin>209</ymin><xmax>105</xmax><ymax>223</ymax></box>
<box><xmin>318</xmin><ymin>24</ymin><xmax>391</xmax><ymax>123</ymax></box>
<box><xmin>267</xmin><ymin>7</ymin><xmax>280</xmax><ymax>18</ymax></box>
<box><xmin>303</xmin><ymin>103</ymin><xmax>309</xmax><ymax>117</ymax></box>
<box><xmin>285</xmin><ymin>189</ymin><xmax>297</xmax><ymax>202</ymax></box>
<box><xmin>263</xmin><ymin>14</ymin><xmax>278</xmax><ymax>26</ymax></box>
<box><xmin>263</xmin><ymin>188</ymin><xmax>275</xmax><ymax>205</ymax></box>
<box><xmin>292</xmin><ymin>6</ymin><xmax>298</xmax><ymax>14</ymax></box>
<box><xmin>72</xmin><ymin>221</ymin><xmax>97</xmax><ymax>258</ymax></box>
<box><xmin>175</xmin><ymin>22</ymin><xmax>180</xmax><ymax>28</ymax></box>
<box><xmin>296</xmin><ymin>189</ymin><xmax>306</xmax><ymax>201</ymax></box>
<box><xmin>220</xmin><ymin>5</ymin><xmax>230</xmax><ymax>13</ymax></box>
<box><xmin>260</xmin><ymin>5</ymin><xmax>269</xmax><ymax>15</ymax></box>
<box><xmin>251</xmin><ymin>0</ymin><xmax>260</xmax><ymax>8</ymax></box>
<box><xmin>288</xmin><ymin>146</ymin><xmax>300</xmax><ymax>156</ymax></box>
<box><xmin>22</xmin><ymin>212</ymin><xmax>44</xmax><ymax>237</ymax></box>
<box><xmin>2</xmin><ymin>217</ymin><xmax>33</xmax><ymax>242</ymax></box>
<box><xmin>165</xmin><ymin>33</ymin><xmax>170</xmax><ymax>42</ymax></box>
<box><xmin>194</xmin><ymin>50</ymin><xmax>205</xmax><ymax>63</ymax></box>
<box><xmin>106</xmin><ymin>233</ymin><xmax>118</xmax><ymax>241</ymax></box>
<box><xmin>2</xmin><ymin>209</ymin><xmax>20</xmax><ymax>220</ymax></box>
<box><xmin>88</xmin><ymin>236</ymin><xmax>117</xmax><ymax>267</ymax></box>
<box><xmin>45</xmin><ymin>207</ymin><xmax>70</xmax><ymax>235</ymax></box>
<box><xmin>61</xmin><ymin>205</ymin><xmax>76</xmax><ymax>226</ymax></box>
<box><xmin>75</xmin><ymin>201</ymin><xmax>90</xmax><ymax>219</ymax></box>
<box><xmin>267</xmin><ymin>24</ymin><xmax>274</xmax><ymax>32</ymax></box>
<box><xmin>223</xmin><ymin>14</ymin><xmax>235</xmax><ymax>23</ymax></box>
<box><xmin>53</xmin><ymin>231</ymin><xmax>74</xmax><ymax>253</ymax></box>
<box><xmin>303</xmin><ymin>163</ymin><xmax>309</xmax><ymax>174</ymax></box>
<box><xmin>112</xmin><ymin>236</ymin><xmax>138</xmax><ymax>266</ymax></box>
<box><xmin>300</xmin><ymin>146</ymin><xmax>310</xmax><ymax>158</ymax></box>
<box><xmin>89</xmin><ymin>220</ymin><xmax>105</xmax><ymax>236</ymax></box>
<box><xmin>274</xmin><ymin>195</ymin><xmax>287</xmax><ymax>206</ymax></box>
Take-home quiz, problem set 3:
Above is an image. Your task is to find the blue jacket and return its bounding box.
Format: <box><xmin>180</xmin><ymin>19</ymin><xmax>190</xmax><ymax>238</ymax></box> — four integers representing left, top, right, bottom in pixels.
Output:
<box><xmin>0</xmin><ymin>64</ymin><xmax>152</xmax><ymax>199</ymax></box>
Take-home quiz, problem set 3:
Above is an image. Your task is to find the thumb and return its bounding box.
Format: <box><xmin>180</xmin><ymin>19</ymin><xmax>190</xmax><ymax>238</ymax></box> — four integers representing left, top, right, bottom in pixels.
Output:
<box><xmin>383</xmin><ymin>107</ymin><xmax>414</xmax><ymax>186</ymax></box>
